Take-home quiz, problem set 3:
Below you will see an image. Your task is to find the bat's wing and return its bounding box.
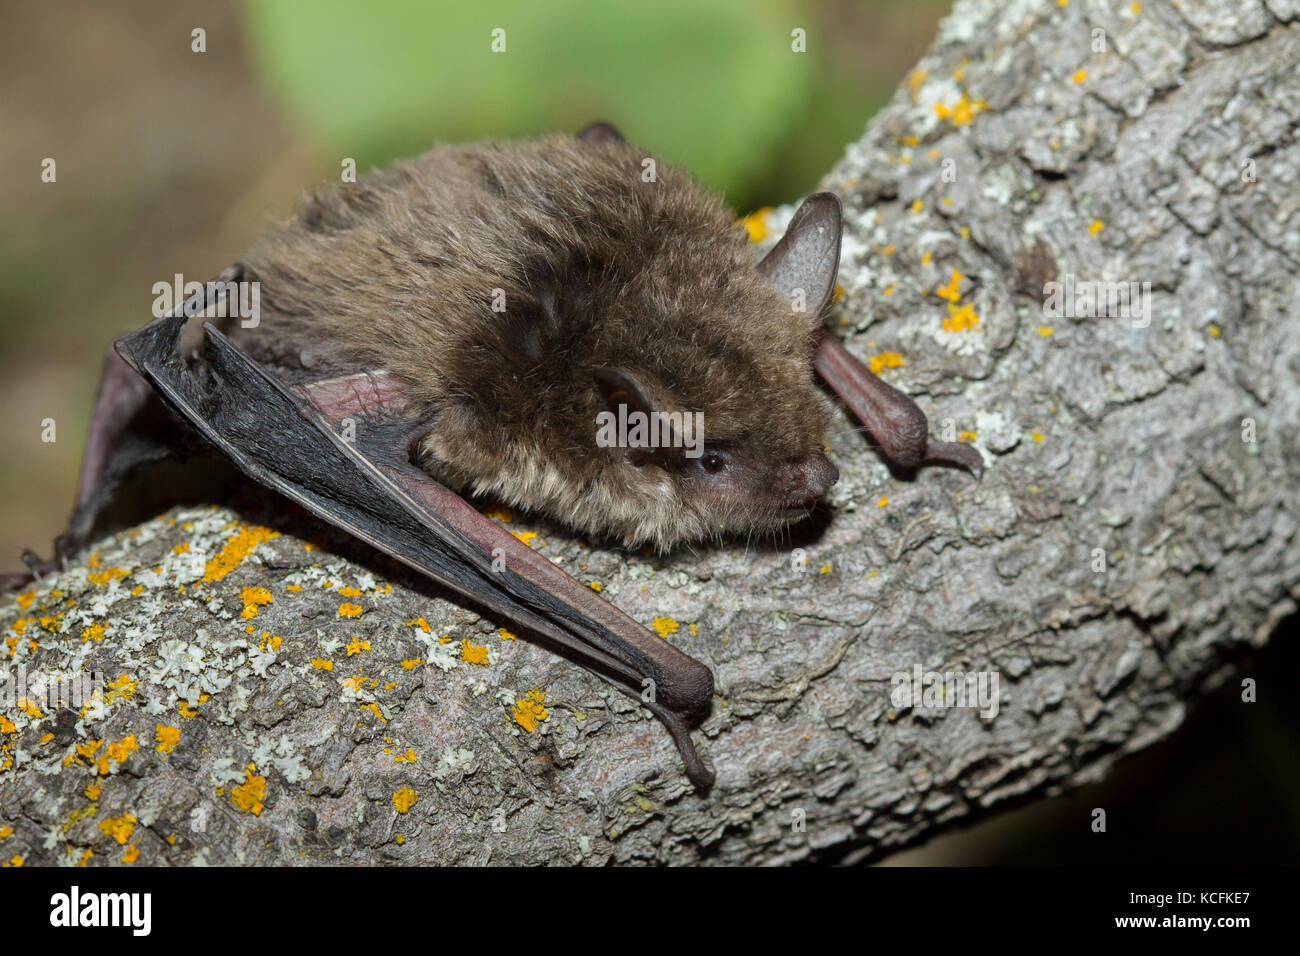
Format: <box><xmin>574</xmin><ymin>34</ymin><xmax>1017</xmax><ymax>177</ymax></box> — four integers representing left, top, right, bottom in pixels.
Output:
<box><xmin>113</xmin><ymin>280</ymin><xmax>715</xmax><ymax>791</ymax></box>
<box><xmin>759</xmin><ymin>194</ymin><xmax>983</xmax><ymax>476</ymax></box>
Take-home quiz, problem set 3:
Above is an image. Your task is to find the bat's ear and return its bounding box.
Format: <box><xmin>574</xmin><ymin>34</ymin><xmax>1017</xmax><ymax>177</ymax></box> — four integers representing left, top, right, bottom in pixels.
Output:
<box><xmin>577</xmin><ymin>121</ymin><xmax>626</xmax><ymax>144</ymax></box>
<box><xmin>756</xmin><ymin>192</ymin><xmax>843</xmax><ymax>325</ymax></box>
<box><xmin>592</xmin><ymin>367</ymin><xmax>673</xmax><ymax>467</ymax></box>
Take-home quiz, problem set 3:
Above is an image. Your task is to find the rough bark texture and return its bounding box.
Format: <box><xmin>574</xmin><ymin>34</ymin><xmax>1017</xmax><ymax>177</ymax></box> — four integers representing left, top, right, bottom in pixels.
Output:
<box><xmin>2</xmin><ymin>0</ymin><xmax>1299</xmax><ymax>866</ymax></box>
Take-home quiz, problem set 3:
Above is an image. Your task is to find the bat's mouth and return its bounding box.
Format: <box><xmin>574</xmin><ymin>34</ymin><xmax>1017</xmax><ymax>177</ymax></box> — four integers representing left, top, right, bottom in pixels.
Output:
<box><xmin>774</xmin><ymin>496</ymin><xmax>821</xmax><ymax>519</ymax></box>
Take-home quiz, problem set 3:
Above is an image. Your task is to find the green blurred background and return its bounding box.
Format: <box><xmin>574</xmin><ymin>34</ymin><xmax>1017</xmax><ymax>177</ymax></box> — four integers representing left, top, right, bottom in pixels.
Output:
<box><xmin>1</xmin><ymin>0</ymin><xmax>1295</xmax><ymax>865</ymax></box>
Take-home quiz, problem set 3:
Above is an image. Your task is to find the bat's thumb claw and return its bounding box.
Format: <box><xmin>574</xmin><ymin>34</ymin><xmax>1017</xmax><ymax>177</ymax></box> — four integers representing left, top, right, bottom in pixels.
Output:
<box><xmin>925</xmin><ymin>440</ymin><xmax>985</xmax><ymax>479</ymax></box>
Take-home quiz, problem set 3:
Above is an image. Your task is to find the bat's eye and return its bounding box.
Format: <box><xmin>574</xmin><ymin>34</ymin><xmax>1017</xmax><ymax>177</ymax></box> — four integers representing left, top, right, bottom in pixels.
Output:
<box><xmin>700</xmin><ymin>452</ymin><xmax>726</xmax><ymax>474</ymax></box>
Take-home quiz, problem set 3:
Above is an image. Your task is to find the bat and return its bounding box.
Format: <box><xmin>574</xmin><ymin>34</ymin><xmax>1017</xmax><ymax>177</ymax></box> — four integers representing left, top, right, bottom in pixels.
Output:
<box><xmin>8</xmin><ymin>123</ymin><xmax>978</xmax><ymax>792</ymax></box>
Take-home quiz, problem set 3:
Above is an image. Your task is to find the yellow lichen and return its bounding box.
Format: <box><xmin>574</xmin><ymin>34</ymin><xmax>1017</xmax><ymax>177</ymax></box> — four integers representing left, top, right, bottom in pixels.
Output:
<box><xmin>933</xmin><ymin>93</ymin><xmax>984</xmax><ymax>127</ymax></box>
<box><xmin>739</xmin><ymin>207</ymin><xmax>771</xmax><ymax>242</ymax></box>
<box><xmin>337</xmin><ymin>602</ymin><xmax>363</xmax><ymax>618</ymax></box>
<box><xmin>460</xmin><ymin>639</ymin><xmax>488</xmax><ymax>665</ymax></box>
<box><xmin>392</xmin><ymin>787</ymin><xmax>419</xmax><ymax>814</ymax></box>
<box><xmin>155</xmin><ymin>725</ymin><xmax>180</xmax><ymax>754</ymax></box>
<box><xmin>122</xmin><ymin>844</ymin><xmax>139</xmax><ymax>864</ymax></box>
<box><xmin>400</xmin><ymin>658</ymin><xmax>422</xmax><ymax>670</ymax></box>
<box><xmin>345</xmin><ymin>638</ymin><xmax>371</xmax><ymax>656</ymax></box>
<box><xmin>868</xmin><ymin>351</ymin><xmax>905</xmax><ymax>375</ymax></box>
<box><xmin>239</xmin><ymin>585</ymin><xmax>273</xmax><ymax>619</ymax></box>
<box><xmin>230</xmin><ymin>763</ymin><xmax>266</xmax><ymax>815</ymax></box>
<box><xmin>512</xmin><ymin>689</ymin><xmax>549</xmax><ymax>732</ymax></box>
<box><xmin>652</xmin><ymin>617</ymin><xmax>679</xmax><ymax>637</ymax></box>
<box><xmin>86</xmin><ymin>567</ymin><xmax>128</xmax><ymax>587</ymax></box>
<box><xmin>98</xmin><ymin>812</ymin><xmax>136</xmax><ymax>845</ymax></box>
<box><xmin>202</xmin><ymin>523</ymin><xmax>280</xmax><ymax>582</ymax></box>
<box><xmin>942</xmin><ymin>302</ymin><xmax>980</xmax><ymax>332</ymax></box>
<box><xmin>935</xmin><ymin>268</ymin><xmax>964</xmax><ymax>302</ymax></box>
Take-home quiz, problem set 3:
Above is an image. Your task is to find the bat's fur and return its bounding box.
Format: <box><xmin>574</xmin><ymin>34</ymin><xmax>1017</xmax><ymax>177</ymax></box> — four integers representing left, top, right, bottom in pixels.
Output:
<box><xmin>234</xmin><ymin>134</ymin><xmax>837</xmax><ymax>549</ymax></box>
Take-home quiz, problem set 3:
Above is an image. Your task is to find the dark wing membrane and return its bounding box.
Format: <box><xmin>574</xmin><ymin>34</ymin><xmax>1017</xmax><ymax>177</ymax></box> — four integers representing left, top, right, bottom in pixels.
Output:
<box><xmin>114</xmin><ymin>305</ymin><xmax>715</xmax><ymax>789</ymax></box>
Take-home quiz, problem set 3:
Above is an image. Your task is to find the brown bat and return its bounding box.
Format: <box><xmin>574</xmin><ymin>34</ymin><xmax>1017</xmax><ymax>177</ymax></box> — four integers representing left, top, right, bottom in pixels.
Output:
<box><xmin>9</xmin><ymin>123</ymin><xmax>978</xmax><ymax>792</ymax></box>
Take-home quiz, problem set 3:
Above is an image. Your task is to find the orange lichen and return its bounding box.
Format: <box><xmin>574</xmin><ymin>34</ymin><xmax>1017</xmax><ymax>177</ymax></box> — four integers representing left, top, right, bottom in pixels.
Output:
<box><xmin>933</xmin><ymin>93</ymin><xmax>985</xmax><ymax>126</ymax></box>
<box><xmin>86</xmin><ymin>567</ymin><xmax>128</xmax><ymax>587</ymax></box>
<box><xmin>499</xmin><ymin>628</ymin><xmax>516</xmax><ymax>641</ymax></box>
<box><xmin>739</xmin><ymin>207</ymin><xmax>771</xmax><ymax>242</ymax></box>
<box><xmin>652</xmin><ymin>617</ymin><xmax>679</xmax><ymax>638</ymax></box>
<box><xmin>310</xmin><ymin>658</ymin><xmax>334</xmax><ymax>671</ymax></box>
<box><xmin>98</xmin><ymin>812</ymin><xmax>136</xmax><ymax>845</ymax></box>
<box><xmin>942</xmin><ymin>302</ymin><xmax>980</xmax><ymax>332</ymax></box>
<box><xmin>239</xmin><ymin>585</ymin><xmax>273</xmax><ymax>619</ymax></box>
<box><xmin>338</xmin><ymin>602</ymin><xmax>363</xmax><ymax>618</ymax></box>
<box><xmin>512</xmin><ymin>689</ymin><xmax>549</xmax><ymax>732</ymax></box>
<box><xmin>202</xmin><ymin>523</ymin><xmax>280</xmax><ymax>583</ymax></box>
<box><xmin>230</xmin><ymin>763</ymin><xmax>266</xmax><ymax>815</ymax></box>
<box><xmin>155</xmin><ymin>725</ymin><xmax>180</xmax><ymax>754</ymax></box>
<box><xmin>392</xmin><ymin>787</ymin><xmax>418</xmax><ymax>814</ymax></box>
<box><xmin>935</xmin><ymin>268</ymin><xmax>964</xmax><ymax>302</ymax></box>
<box><xmin>122</xmin><ymin>845</ymin><xmax>139</xmax><ymax>864</ymax></box>
<box><xmin>868</xmin><ymin>351</ymin><xmax>905</xmax><ymax>375</ymax></box>
<box><xmin>400</xmin><ymin>658</ymin><xmax>423</xmax><ymax>670</ymax></box>
<box><xmin>345</xmin><ymin>638</ymin><xmax>371</xmax><ymax>657</ymax></box>
<box><xmin>81</xmin><ymin>622</ymin><xmax>106</xmax><ymax>642</ymax></box>
<box><xmin>460</xmin><ymin>639</ymin><xmax>488</xmax><ymax>665</ymax></box>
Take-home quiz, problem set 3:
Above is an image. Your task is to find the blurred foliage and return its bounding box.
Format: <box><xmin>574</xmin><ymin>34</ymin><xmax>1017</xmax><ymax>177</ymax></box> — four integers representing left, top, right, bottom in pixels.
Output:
<box><xmin>238</xmin><ymin>0</ymin><xmax>906</xmax><ymax>209</ymax></box>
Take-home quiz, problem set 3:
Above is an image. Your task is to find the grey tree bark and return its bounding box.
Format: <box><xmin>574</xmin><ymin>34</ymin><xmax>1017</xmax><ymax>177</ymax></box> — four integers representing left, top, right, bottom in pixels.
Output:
<box><xmin>2</xmin><ymin>0</ymin><xmax>1298</xmax><ymax>866</ymax></box>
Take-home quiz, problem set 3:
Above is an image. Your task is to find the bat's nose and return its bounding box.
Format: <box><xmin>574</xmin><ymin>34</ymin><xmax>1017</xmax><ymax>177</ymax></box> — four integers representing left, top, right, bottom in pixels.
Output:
<box><xmin>778</xmin><ymin>451</ymin><xmax>839</xmax><ymax>501</ymax></box>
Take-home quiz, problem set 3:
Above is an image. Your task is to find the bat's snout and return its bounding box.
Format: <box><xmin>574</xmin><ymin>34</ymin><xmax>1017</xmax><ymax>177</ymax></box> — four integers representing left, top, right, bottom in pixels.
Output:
<box><xmin>775</xmin><ymin>451</ymin><xmax>839</xmax><ymax>509</ymax></box>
